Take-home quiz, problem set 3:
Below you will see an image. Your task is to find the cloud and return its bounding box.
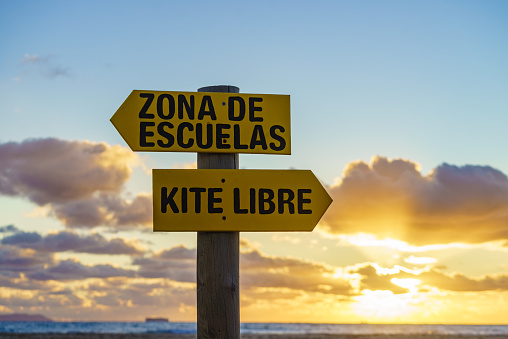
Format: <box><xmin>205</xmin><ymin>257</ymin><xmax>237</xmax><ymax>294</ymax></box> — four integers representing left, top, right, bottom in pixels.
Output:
<box><xmin>0</xmin><ymin>245</ymin><xmax>55</xmax><ymax>274</ymax></box>
<box><xmin>19</xmin><ymin>54</ymin><xmax>71</xmax><ymax>79</ymax></box>
<box><xmin>0</xmin><ymin>138</ymin><xmax>136</xmax><ymax>204</ymax></box>
<box><xmin>0</xmin><ymin>274</ymin><xmax>55</xmax><ymax>291</ymax></box>
<box><xmin>131</xmin><ymin>244</ymin><xmax>354</xmax><ymax>295</ymax></box>
<box><xmin>157</xmin><ymin>245</ymin><xmax>196</xmax><ymax>260</ymax></box>
<box><xmin>321</xmin><ymin>156</ymin><xmax>508</xmax><ymax>246</ymax></box>
<box><xmin>133</xmin><ymin>246</ymin><xmax>196</xmax><ymax>282</ymax></box>
<box><xmin>350</xmin><ymin>264</ymin><xmax>413</xmax><ymax>294</ymax></box>
<box><xmin>44</xmin><ymin>65</ymin><xmax>71</xmax><ymax>79</ymax></box>
<box><xmin>0</xmin><ymin>277</ymin><xmax>196</xmax><ymax>321</ymax></box>
<box><xmin>5</xmin><ymin>238</ymin><xmax>508</xmax><ymax>321</ymax></box>
<box><xmin>1</xmin><ymin>229</ymin><xmax>144</xmax><ymax>255</ymax></box>
<box><xmin>27</xmin><ymin>259</ymin><xmax>136</xmax><ymax>281</ymax></box>
<box><xmin>0</xmin><ymin>244</ymin><xmax>136</xmax><ymax>283</ymax></box>
<box><xmin>350</xmin><ymin>263</ymin><xmax>508</xmax><ymax>294</ymax></box>
<box><xmin>90</xmin><ymin>280</ymin><xmax>196</xmax><ymax>308</ymax></box>
<box><xmin>0</xmin><ymin>138</ymin><xmax>151</xmax><ymax>229</ymax></box>
<box><xmin>240</xmin><ymin>249</ymin><xmax>353</xmax><ymax>295</ymax></box>
<box><xmin>0</xmin><ymin>290</ymin><xmax>84</xmax><ymax>311</ymax></box>
<box><xmin>51</xmin><ymin>192</ymin><xmax>152</xmax><ymax>228</ymax></box>
<box><xmin>0</xmin><ymin>243</ymin><xmax>196</xmax><ymax>319</ymax></box>
<box><xmin>2</xmin><ymin>231</ymin><xmax>42</xmax><ymax>244</ymax></box>
<box><xmin>0</xmin><ymin>244</ymin><xmax>137</xmax><ymax>283</ymax></box>
<box><xmin>0</xmin><ymin>225</ymin><xmax>19</xmax><ymax>233</ymax></box>
<box><xmin>413</xmin><ymin>269</ymin><xmax>508</xmax><ymax>292</ymax></box>
<box><xmin>22</xmin><ymin>54</ymin><xmax>51</xmax><ymax>64</ymax></box>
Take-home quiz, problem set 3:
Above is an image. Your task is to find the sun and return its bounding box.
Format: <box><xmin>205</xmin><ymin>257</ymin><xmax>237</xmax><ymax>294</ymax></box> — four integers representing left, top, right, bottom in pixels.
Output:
<box><xmin>352</xmin><ymin>278</ymin><xmax>423</xmax><ymax>323</ymax></box>
<box><xmin>353</xmin><ymin>291</ymin><xmax>415</xmax><ymax>321</ymax></box>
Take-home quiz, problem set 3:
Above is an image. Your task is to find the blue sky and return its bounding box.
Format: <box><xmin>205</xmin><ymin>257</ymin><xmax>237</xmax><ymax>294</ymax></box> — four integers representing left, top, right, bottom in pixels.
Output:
<box><xmin>1</xmin><ymin>0</ymin><xmax>508</xmax><ymax>323</ymax></box>
<box><xmin>3</xmin><ymin>0</ymin><xmax>507</xmax><ymax>183</ymax></box>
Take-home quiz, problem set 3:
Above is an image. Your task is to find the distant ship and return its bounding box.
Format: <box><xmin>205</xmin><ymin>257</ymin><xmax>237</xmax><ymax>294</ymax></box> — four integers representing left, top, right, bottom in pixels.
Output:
<box><xmin>145</xmin><ymin>317</ymin><xmax>169</xmax><ymax>322</ymax></box>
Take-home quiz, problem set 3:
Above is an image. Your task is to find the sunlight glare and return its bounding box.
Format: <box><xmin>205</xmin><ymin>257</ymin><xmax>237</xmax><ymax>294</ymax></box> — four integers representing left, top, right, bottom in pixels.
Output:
<box><xmin>404</xmin><ymin>255</ymin><xmax>437</xmax><ymax>265</ymax></box>
<box><xmin>353</xmin><ymin>290</ymin><xmax>415</xmax><ymax>320</ymax></box>
<box><xmin>343</xmin><ymin>233</ymin><xmax>470</xmax><ymax>252</ymax></box>
<box><xmin>391</xmin><ymin>278</ymin><xmax>421</xmax><ymax>293</ymax></box>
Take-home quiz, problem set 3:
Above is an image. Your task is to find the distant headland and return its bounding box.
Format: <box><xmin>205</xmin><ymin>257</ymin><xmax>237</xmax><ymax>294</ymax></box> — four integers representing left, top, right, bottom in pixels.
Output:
<box><xmin>0</xmin><ymin>313</ymin><xmax>53</xmax><ymax>322</ymax></box>
<box><xmin>145</xmin><ymin>317</ymin><xmax>169</xmax><ymax>322</ymax></box>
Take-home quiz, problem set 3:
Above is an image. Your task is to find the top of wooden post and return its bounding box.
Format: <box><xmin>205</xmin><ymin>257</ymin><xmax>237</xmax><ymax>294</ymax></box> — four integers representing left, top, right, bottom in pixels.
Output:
<box><xmin>196</xmin><ymin>85</ymin><xmax>240</xmax><ymax>170</ymax></box>
<box><xmin>198</xmin><ymin>85</ymin><xmax>240</xmax><ymax>93</ymax></box>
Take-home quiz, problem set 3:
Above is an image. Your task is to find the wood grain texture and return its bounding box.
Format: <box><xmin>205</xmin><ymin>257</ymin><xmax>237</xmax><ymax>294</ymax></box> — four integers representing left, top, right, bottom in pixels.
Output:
<box><xmin>197</xmin><ymin>85</ymin><xmax>240</xmax><ymax>339</ymax></box>
<box><xmin>197</xmin><ymin>153</ymin><xmax>239</xmax><ymax>170</ymax></box>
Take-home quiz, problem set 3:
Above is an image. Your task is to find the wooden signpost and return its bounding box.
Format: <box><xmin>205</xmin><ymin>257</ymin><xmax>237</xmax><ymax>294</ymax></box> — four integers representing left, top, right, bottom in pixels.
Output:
<box><xmin>111</xmin><ymin>85</ymin><xmax>332</xmax><ymax>339</ymax></box>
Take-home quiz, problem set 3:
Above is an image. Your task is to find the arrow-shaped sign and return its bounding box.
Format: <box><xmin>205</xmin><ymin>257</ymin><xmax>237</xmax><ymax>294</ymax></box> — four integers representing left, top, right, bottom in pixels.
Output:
<box><xmin>111</xmin><ymin>90</ymin><xmax>291</xmax><ymax>154</ymax></box>
<box><xmin>152</xmin><ymin>169</ymin><xmax>332</xmax><ymax>232</ymax></box>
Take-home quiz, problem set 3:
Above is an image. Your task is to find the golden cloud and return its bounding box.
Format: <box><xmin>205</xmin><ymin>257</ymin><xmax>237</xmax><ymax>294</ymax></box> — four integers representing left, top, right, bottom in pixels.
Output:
<box><xmin>321</xmin><ymin>156</ymin><xmax>508</xmax><ymax>245</ymax></box>
<box><xmin>351</xmin><ymin>263</ymin><xmax>508</xmax><ymax>293</ymax></box>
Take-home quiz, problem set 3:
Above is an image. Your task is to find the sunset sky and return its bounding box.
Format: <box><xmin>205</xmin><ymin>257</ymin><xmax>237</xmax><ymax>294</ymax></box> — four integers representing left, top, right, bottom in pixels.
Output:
<box><xmin>1</xmin><ymin>0</ymin><xmax>508</xmax><ymax>324</ymax></box>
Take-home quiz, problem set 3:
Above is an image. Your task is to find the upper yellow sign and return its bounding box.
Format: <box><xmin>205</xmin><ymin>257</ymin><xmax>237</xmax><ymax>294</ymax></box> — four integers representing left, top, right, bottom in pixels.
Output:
<box><xmin>111</xmin><ymin>90</ymin><xmax>291</xmax><ymax>154</ymax></box>
<box><xmin>152</xmin><ymin>169</ymin><xmax>332</xmax><ymax>232</ymax></box>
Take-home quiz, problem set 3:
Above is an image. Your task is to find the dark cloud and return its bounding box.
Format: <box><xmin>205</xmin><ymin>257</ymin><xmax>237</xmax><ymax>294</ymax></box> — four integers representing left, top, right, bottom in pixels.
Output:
<box><xmin>0</xmin><ymin>138</ymin><xmax>151</xmax><ymax>229</ymax></box>
<box><xmin>52</xmin><ymin>192</ymin><xmax>152</xmax><ymax>228</ymax></box>
<box><xmin>0</xmin><ymin>138</ymin><xmax>135</xmax><ymax>204</ymax></box>
<box><xmin>1</xmin><ymin>231</ymin><xmax>42</xmax><ymax>245</ymax></box>
<box><xmin>89</xmin><ymin>280</ymin><xmax>196</xmax><ymax>308</ymax></box>
<box><xmin>1</xmin><ymin>229</ymin><xmax>144</xmax><ymax>255</ymax></box>
<box><xmin>1</xmin><ymin>243</ymin><xmax>137</xmax><ymax>283</ymax></box>
<box><xmin>133</xmin><ymin>246</ymin><xmax>196</xmax><ymax>282</ymax></box>
<box><xmin>0</xmin><ymin>245</ymin><xmax>55</xmax><ymax>273</ymax></box>
<box><xmin>0</xmin><ymin>225</ymin><xmax>20</xmax><ymax>233</ymax></box>
<box><xmin>27</xmin><ymin>259</ymin><xmax>136</xmax><ymax>281</ymax></box>
<box><xmin>322</xmin><ymin>156</ymin><xmax>508</xmax><ymax>245</ymax></box>
<box><xmin>157</xmin><ymin>245</ymin><xmax>196</xmax><ymax>260</ymax></box>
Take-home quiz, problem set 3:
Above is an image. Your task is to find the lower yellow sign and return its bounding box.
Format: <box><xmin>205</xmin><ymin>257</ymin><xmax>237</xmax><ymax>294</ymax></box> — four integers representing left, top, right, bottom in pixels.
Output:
<box><xmin>152</xmin><ymin>169</ymin><xmax>332</xmax><ymax>232</ymax></box>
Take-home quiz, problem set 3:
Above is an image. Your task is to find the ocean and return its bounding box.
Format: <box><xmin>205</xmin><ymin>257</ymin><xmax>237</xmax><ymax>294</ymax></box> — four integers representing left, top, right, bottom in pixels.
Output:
<box><xmin>0</xmin><ymin>322</ymin><xmax>507</xmax><ymax>336</ymax></box>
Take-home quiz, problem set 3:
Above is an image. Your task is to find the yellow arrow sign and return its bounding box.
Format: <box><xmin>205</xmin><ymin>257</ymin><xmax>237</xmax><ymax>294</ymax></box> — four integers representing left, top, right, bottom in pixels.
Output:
<box><xmin>152</xmin><ymin>169</ymin><xmax>332</xmax><ymax>232</ymax></box>
<box><xmin>111</xmin><ymin>90</ymin><xmax>291</xmax><ymax>154</ymax></box>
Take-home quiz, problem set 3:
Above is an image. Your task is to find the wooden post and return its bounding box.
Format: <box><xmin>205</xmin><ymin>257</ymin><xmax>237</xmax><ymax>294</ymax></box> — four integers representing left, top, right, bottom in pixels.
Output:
<box><xmin>197</xmin><ymin>85</ymin><xmax>240</xmax><ymax>339</ymax></box>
